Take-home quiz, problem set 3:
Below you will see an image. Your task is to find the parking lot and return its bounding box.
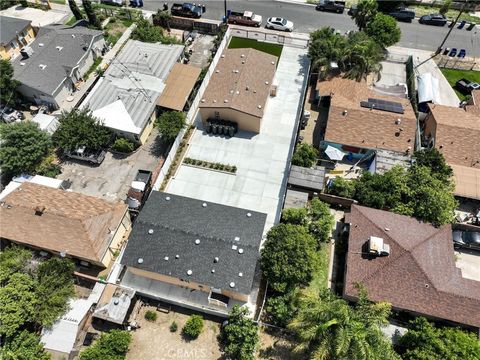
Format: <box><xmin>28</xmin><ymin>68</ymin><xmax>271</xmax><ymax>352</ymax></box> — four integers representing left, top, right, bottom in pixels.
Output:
<box><xmin>57</xmin><ymin>129</ymin><xmax>166</xmax><ymax>202</ymax></box>
<box><xmin>455</xmin><ymin>249</ymin><xmax>480</xmax><ymax>282</ymax></box>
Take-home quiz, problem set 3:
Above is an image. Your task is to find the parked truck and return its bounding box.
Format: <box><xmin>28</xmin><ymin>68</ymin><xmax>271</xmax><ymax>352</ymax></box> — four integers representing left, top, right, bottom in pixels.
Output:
<box><xmin>227</xmin><ymin>10</ymin><xmax>262</xmax><ymax>27</ymax></box>
<box><xmin>316</xmin><ymin>0</ymin><xmax>345</xmax><ymax>13</ymax></box>
<box><xmin>171</xmin><ymin>3</ymin><xmax>204</xmax><ymax>18</ymax></box>
<box><xmin>126</xmin><ymin>170</ymin><xmax>153</xmax><ymax>212</ymax></box>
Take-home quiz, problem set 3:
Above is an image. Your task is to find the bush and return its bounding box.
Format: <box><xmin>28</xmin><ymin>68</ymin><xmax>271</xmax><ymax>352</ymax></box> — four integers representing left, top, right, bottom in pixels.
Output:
<box><xmin>291</xmin><ymin>143</ymin><xmax>318</xmax><ymax>168</ymax></box>
<box><xmin>281</xmin><ymin>208</ymin><xmax>308</xmax><ymax>226</ymax></box>
<box><xmin>144</xmin><ymin>310</ymin><xmax>157</xmax><ymax>322</ymax></box>
<box><xmin>327</xmin><ymin>177</ymin><xmax>356</xmax><ymax>198</ymax></box>
<box><xmin>111</xmin><ymin>137</ymin><xmax>135</xmax><ymax>153</ymax></box>
<box><xmin>265</xmin><ymin>292</ymin><xmax>296</xmax><ymax>327</ymax></box>
<box><xmin>157</xmin><ymin>111</ymin><xmax>186</xmax><ymax>143</ymax></box>
<box><xmin>182</xmin><ymin>314</ymin><xmax>204</xmax><ymax>339</ymax></box>
<box><xmin>79</xmin><ymin>330</ymin><xmax>131</xmax><ymax>360</ymax></box>
<box><xmin>170</xmin><ymin>321</ymin><xmax>178</xmax><ymax>332</ymax></box>
<box><xmin>34</xmin><ymin>152</ymin><xmax>61</xmax><ymax>178</ymax></box>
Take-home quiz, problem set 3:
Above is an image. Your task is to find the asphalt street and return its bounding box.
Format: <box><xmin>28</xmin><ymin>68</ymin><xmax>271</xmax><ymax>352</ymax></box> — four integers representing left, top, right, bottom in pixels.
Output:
<box><xmin>145</xmin><ymin>0</ymin><xmax>480</xmax><ymax>56</ymax></box>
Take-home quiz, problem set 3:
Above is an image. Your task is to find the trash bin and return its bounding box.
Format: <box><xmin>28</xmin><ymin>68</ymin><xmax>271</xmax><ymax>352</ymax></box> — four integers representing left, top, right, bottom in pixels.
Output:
<box><xmin>443</xmin><ymin>48</ymin><xmax>450</xmax><ymax>55</ymax></box>
<box><xmin>467</xmin><ymin>23</ymin><xmax>476</xmax><ymax>31</ymax></box>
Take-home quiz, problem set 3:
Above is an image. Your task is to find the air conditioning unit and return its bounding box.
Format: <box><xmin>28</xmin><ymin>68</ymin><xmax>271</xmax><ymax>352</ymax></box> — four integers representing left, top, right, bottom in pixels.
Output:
<box><xmin>368</xmin><ymin>236</ymin><xmax>390</xmax><ymax>257</ymax></box>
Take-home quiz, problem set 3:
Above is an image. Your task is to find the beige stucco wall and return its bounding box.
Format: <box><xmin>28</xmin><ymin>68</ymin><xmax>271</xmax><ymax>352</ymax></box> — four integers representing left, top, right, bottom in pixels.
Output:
<box><xmin>0</xmin><ymin>25</ymin><xmax>35</xmax><ymax>61</ymax></box>
<box><xmin>101</xmin><ymin>211</ymin><xmax>131</xmax><ymax>268</ymax></box>
<box><xmin>139</xmin><ymin>111</ymin><xmax>157</xmax><ymax>144</ymax></box>
<box><xmin>128</xmin><ymin>266</ymin><xmax>249</xmax><ymax>302</ymax></box>
<box><xmin>199</xmin><ymin>107</ymin><xmax>262</xmax><ymax>133</ymax></box>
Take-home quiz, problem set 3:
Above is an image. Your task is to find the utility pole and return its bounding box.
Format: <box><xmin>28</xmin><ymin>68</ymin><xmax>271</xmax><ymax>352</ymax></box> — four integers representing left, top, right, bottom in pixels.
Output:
<box><xmin>224</xmin><ymin>0</ymin><xmax>227</xmax><ymax>22</ymax></box>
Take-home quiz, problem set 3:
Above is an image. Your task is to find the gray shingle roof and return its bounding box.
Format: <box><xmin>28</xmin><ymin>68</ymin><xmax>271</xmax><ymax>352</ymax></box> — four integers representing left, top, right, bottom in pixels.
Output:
<box><xmin>0</xmin><ymin>16</ymin><xmax>31</xmax><ymax>45</ymax></box>
<box><xmin>122</xmin><ymin>192</ymin><xmax>267</xmax><ymax>295</ymax></box>
<box><xmin>12</xmin><ymin>24</ymin><xmax>103</xmax><ymax>95</ymax></box>
<box><xmin>288</xmin><ymin>165</ymin><xmax>325</xmax><ymax>191</ymax></box>
<box><xmin>83</xmin><ymin>40</ymin><xmax>183</xmax><ymax>132</ymax></box>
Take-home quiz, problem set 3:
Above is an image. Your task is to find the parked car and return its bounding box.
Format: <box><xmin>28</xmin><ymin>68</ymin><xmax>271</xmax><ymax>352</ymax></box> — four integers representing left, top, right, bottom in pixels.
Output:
<box><xmin>419</xmin><ymin>14</ymin><xmax>447</xmax><ymax>26</ymax></box>
<box><xmin>348</xmin><ymin>5</ymin><xmax>357</xmax><ymax>16</ymax></box>
<box><xmin>389</xmin><ymin>8</ymin><xmax>415</xmax><ymax>22</ymax></box>
<box><xmin>171</xmin><ymin>3</ymin><xmax>204</xmax><ymax>18</ymax></box>
<box><xmin>65</xmin><ymin>146</ymin><xmax>107</xmax><ymax>165</ymax></box>
<box><xmin>266</xmin><ymin>17</ymin><xmax>294</xmax><ymax>32</ymax></box>
<box><xmin>458</xmin><ymin>48</ymin><xmax>466</xmax><ymax>58</ymax></box>
<box><xmin>453</xmin><ymin>230</ymin><xmax>480</xmax><ymax>252</ymax></box>
<box><xmin>0</xmin><ymin>106</ymin><xmax>24</xmax><ymax>123</ymax></box>
<box><xmin>449</xmin><ymin>47</ymin><xmax>458</xmax><ymax>57</ymax></box>
<box><xmin>316</xmin><ymin>0</ymin><xmax>345</xmax><ymax>14</ymax></box>
<box><xmin>100</xmin><ymin>0</ymin><xmax>124</xmax><ymax>6</ymax></box>
<box><xmin>129</xmin><ymin>0</ymin><xmax>143</xmax><ymax>7</ymax></box>
<box><xmin>227</xmin><ymin>10</ymin><xmax>262</xmax><ymax>27</ymax></box>
<box><xmin>456</xmin><ymin>78</ymin><xmax>480</xmax><ymax>93</ymax></box>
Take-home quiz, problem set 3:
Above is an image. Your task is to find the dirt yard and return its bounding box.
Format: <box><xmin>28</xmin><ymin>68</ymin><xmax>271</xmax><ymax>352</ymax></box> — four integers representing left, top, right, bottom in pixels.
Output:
<box><xmin>126</xmin><ymin>305</ymin><xmax>222</xmax><ymax>360</ymax></box>
<box><xmin>257</xmin><ymin>326</ymin><xmax>304</xmax><ymax>360</ymax></box>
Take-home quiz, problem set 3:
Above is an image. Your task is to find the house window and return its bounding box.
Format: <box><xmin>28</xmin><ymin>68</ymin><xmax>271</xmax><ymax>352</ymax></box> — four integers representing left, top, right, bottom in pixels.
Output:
<box><xmin>22</xmin><ymin>30</ymin><xmax>28</xmax><ymax>38</ymax></box>
<box><xmin>10</xmin><ymin>41</ymin><xmax>18</xmax><ymax>49</ymax></box>
<box><xmin>134</xmin><ymin>135</ymin><xmax>140</xmax><ymax>141</ymax></box>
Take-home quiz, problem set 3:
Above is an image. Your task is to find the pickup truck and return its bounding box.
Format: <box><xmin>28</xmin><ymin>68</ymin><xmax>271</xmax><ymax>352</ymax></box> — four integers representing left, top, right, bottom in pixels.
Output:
<box><xmin>65</xmin><ymin>146</ymin><xmax>106</xmax><ymax>165</ymax></box>
<box><xmin>316</xmin><ymin>0</ymin><xmax>345</xmax><ymax>14</ymax></box>
<box><xmin>227</xmin><ymin>11</ymin><xmax>262</xmax><ymax>27</ymax></box>
<box><xmin>126</xmin><ymin>169</ymin><xmax>153</xmax><ymax>211</ymax></box>
<box><xmin>171</xmin><ymin>3</ymin><xmax>204</xmax><ymax>18</ymax></box>
<box><xmin>455</xmin><ymin>78</ymin><xmax>480</xmax><ymax>94</ymax></box>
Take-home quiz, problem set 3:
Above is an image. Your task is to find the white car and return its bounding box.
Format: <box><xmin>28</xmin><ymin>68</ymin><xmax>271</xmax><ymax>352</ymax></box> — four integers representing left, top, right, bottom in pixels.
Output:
<box><xmin>266</xmin><ymin>17</ymin><xmax>294</xmax><ymax>32</ymax></box>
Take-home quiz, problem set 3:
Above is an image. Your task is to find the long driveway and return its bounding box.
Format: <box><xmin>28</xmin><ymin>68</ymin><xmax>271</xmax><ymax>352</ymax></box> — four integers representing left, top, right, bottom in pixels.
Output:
<box><xmin>144</xmin><ymin>0</ymin><xmax>480</xmax><ymax>56</ymax></box>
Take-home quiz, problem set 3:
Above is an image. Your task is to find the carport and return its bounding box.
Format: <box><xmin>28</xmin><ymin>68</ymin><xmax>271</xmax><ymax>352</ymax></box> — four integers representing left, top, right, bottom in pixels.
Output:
<box><xmin>157</xmin><ymin>63</ymin><xmax>201</xmax><ymax>111</ymax></box>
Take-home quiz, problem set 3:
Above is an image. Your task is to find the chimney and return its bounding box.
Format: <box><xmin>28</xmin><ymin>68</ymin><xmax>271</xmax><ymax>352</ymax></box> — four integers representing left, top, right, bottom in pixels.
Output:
<box><xmin>34</xmin><ymin>206</ymin><xmax>45</xmax><ymax>216</ymax></box>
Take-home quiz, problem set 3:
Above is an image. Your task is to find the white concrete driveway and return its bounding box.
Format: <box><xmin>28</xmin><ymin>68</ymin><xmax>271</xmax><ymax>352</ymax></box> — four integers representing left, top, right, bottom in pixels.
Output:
<box><xmin>0</xmin><ymin>5</ymin><xmax>70</xmax><ymax>26</ymax></box>
<box><xmin>455</xmin><ymin>249</ymin><xmax>480</xmax><ymax>281</ymax></box>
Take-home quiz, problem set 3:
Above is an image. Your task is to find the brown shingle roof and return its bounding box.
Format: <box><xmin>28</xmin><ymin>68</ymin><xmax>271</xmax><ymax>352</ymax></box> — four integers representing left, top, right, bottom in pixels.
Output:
<box><xmin>344</xmin><ymin>205</ymin><xmax>480</xmax><ymax>328</ymax></box>
<box><xmin>317</xmin><ymin>78</ymin><xmax>417</xmax><ymax>153</ymax></box>
<box><xmin>199</xmin><ymin>48</ymin><xmax>278</xmax><ymax>118</ymax></box>
<box><xmin>427</xmin><ymin>103</ymin><xmax>480</xmax><ymax>168</ymax></box>
<box><xmin>0</xmin><ymin>183</ymin><xmax>127</xmax><ymax>264</ymax></box>
<box><xmin>450</xmin><ymin>164</ymin><xmax>480</xmax><ymax>200</ymax></box>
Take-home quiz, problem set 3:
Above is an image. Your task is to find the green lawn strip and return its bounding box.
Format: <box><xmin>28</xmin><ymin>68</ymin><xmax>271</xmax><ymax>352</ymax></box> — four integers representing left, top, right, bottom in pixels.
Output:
<box><xmin>228</xmin><ymin>37</ymin><xmax>283</xmax><ymax>58</ymax></box>
<box><xmin>412</xmin><ymin>5</ymin><xmax>479</xmax><ymax>23</ymax></box>
<box><xmin>49</xmin><ymin>0</ymin><xmax>65</xmax><ymax>4</ymax></box>
<box><xmin>307</xmin><ymin>242</ymin><xmax>330</xmax><ymax>293</ymax></box>
<box><xmin>440</xmin><ymin>68</ymin><xmax>480</xmax><ymax>101</ymax></box>
<box><xmin>65</xmin><ymin>16</ymin><xmax>77</xmax><ymax>25</ymax></box>
<box><xmin>83</xmin><ymin>56</ymin><xmax>103</xmax><ymax>80</ymax></box>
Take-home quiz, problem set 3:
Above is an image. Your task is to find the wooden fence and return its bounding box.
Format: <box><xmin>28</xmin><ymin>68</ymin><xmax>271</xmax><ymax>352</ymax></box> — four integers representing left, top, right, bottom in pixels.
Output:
<box><xmin>436</xmin><ymin>56</ymin><xmax>478</xmax><ymax>71</ymax></box>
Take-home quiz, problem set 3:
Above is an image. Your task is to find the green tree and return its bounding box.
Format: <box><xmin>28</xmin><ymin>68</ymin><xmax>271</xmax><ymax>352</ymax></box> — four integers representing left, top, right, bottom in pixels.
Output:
<box><xmin>82</xmin><ymin>0</ymin><xmax>101</xmax><ymax>29</ymax></box>
<box><xmin>281</xmin><ymin>207</ymin><xmax>308</xmax><ymax>226</ymax></box>
<box><xmin>132</xmin><ymin>19</ymin><xmax>165</xmax><ymax>43</ymax></box>
<box><xmin>221</xmin><ymin>305</ymin><xmax>259</xmax><ymax>360</ymax></box>
<box><xmin>79</xmin><ymin>330</ymin><xmax>132</xmax><ymax>360</ymax></box>
<box><xmin>308</xmin><ymin>28</ymin><xmax>347</xmax><ymax>77</ymax></box>
<box><xmin>154</xmin><ymin>10</ymin><xmax>173</xmax><ymax>31</ymax></box>
<box><xmin>413</xmin><ymin>148</ymin><xmax>453</xmax><ymax>183</ymax></box>
<box><xmin>439</xmin><ymin>0</ymin><xmax>452</xmax><ymax>16</ymax></box>
<box><xmin>351</xmin><ymin>0</ymin><xmax>378</xmax><ymax>30</ymax></box>
<box><xmin>308</xmin><ymin>198</ymin><xmax>334</xmax><ymax>244</ymax></box>
<box><xmin>53</xmin><ymin>108</ymin><xmax>111</xmax><ymax>152</ymax></box>
<box><xmin>68</xmin><ymin>0</ymin><xmax>83</xmax><ymax>21</ymax></box>
<box><xmin>261</xmin><ymin>224</ymin><xmax>318</xmax><ymax>293</ymax></box>
<box><xmin>156</xmin><ymin>111</ymin><xmax>186</xmax><ymax>143</ymax></box>
<box><xmin>182</xmin><ymin>314</ymin><xmax>204</xmax><ymax>339</ymax></box>
<box><xmin>0</xmin><ymin>122</ymin><xmax>52</xmax><ymax>176</ymax></box>
<box><xmin>342</xmin><ymin>31</ymin><xmax>383</xmax><ymax>81</ymax></box>
<box><xmin>0</xmin><ymin>59</ymin><xmax>20</xmax><ymax>106</ymax></box>
<box><xmin>365</xmin><ymin>13</ymin><xmax>401</xmax><ymax>48</ymax></box>
<box><xmin>397</xmin><ymin>317</ymin><xmax>480</xmax><ymax>360</ymax></box>
<box><xmin>0</xmin><ymin>273</ymin><xmax>37</xmax><ymax>337</ymax></box>
<box><xmin>265</xmin><ymin>291</ymin><xmax>297</xmax><ymax>327</ymax></box>
<box><xmin>0</xmin><ymin>246</ymin><xmax>32</xmax><ymax>284</ymax></box>
<box><xmin>289</xmin><ymin>288</ymin><xmax>399</xmax><ymax>360</ymax></box>
<box><xmin>0</xmin><ymin>330</ymin><xmax>50</xmax><ymax>360</ymax></box>
<box><xmin>327</xmin><ymin>177</ymin><xmax>356</xmax><ymax>198</ymax></box>
<box><xmin>291</xmin><ymin>143</ymin><xmax>319</xmax><ymax>168</ymax></box>
<box><xmin>34</xmin><ymin>258</ymin><xmax>75</xmax><ymax>327</ymax></box>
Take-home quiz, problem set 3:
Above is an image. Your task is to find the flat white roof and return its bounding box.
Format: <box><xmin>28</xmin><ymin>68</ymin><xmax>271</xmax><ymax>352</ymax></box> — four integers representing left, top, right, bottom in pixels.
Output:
<box><xmin>165</xmin><ymin>46</ymin><xmax>309</xmax><ymax>232</ymax></box>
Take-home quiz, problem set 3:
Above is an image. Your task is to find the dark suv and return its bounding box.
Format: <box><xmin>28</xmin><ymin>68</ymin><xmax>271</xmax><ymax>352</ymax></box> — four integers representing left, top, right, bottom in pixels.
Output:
<box><xmin>389</xmin><ymin>8</ymin><xmax>415</xmax><ymax>22</ymax></box>
<box><xmin>316</xmin><ymin>0</ymin><xmax>345</xmax><ymax>13</ymax></box>
<box><xmin>453</xmin><ymin>230</ymin><xmax>480</xmax><ymax>252</ymax></box>
<box><xmin>419</xmin><ymin>14</ymin><xmax>447</xmax><ymax>26</ymax></box>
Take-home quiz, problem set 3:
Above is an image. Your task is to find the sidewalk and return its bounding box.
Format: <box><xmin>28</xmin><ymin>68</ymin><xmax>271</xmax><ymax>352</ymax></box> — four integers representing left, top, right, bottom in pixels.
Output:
<box><xmin>56</xmin><ymin>23</ymin><xmax>136</xmax><ymax>112</ymax></box>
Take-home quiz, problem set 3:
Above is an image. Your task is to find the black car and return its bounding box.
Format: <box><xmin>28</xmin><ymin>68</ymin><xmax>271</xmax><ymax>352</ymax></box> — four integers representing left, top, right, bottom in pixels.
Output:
<box><xmin>316</xmin><ymin>0</ymin><xmax>345</xmax><ymax>14</ymax></box>
<box><xmin>389</xmin><ymin>9</ymin><xmax>416</xmax><ymax>22</ymax></box>
<box><xmin>348</xmin><ymin>5</ymin><xmax>357</xmax><ymax>16</ymax></box>
<box><xmin>419</xmin><ymin>14</ymin><xmax>447</xmax><ymax>26</ymax></box>
<box><xmin>453</xmin><ymin>230</ymin><xmax>480</xmax><ymax>252</ymax></box>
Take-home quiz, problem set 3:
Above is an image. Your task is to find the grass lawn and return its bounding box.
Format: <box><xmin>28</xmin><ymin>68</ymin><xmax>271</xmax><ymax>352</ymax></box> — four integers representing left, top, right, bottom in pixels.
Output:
<box><xmin>104</xmin><ymin>19</ymin><xmax>133</xmax><ymax>46</ymax></box>
<box><xmin>83</xmin><ymin>56</ymin><xmax>103</xmax><ymax>80</ymax></box>
<box><xmin>307</xmin><ymin>242</ymin><xmax>330</xmax><ymax>293</ymax></box>
<box><xmin>440</xmin><ymin>68</ymin><xmax>480</xmax><ymax>101</ymax></box>
<box><xmin>65</xmin><ymin>16</ymin><xmax>77</xmax><ymax>26</ymax></box>
<box><xmin>228</xmin><ymin>37</ymin><xmax>283</xmax><ymax>58</ymax></box>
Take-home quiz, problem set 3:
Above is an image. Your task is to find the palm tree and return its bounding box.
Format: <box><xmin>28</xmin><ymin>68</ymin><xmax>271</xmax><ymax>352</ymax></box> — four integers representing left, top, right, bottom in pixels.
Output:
<box><xmin>155</xmin><ymin>10</ymin><xmax>173</xmax><ymax>32</ymax></box>
<box><xmin>308</xmin><ymin>28</ymin><xmax>346</xmax><ymax>79</ymax></box>
<box><xmin>288</xmin><ymin>288</ymin><xmax>399</xmax><ymax>360</ymax></box>
<box><xmin>341</xmin><ymin>32</ymin><xmax>383</xmax><ymax>81</ymax></box>
<box><xmin>351</xmin><ymin>0</ymin><xmax>378</xmax><ymax>31</ymax></box>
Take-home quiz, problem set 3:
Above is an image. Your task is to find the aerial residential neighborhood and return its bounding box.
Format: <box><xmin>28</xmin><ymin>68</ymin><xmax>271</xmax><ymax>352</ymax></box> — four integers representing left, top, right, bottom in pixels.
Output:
<box><xmin>0</xmin><ymin>0</ymin><xmax>479</xmax><ymax>359</ymax></box>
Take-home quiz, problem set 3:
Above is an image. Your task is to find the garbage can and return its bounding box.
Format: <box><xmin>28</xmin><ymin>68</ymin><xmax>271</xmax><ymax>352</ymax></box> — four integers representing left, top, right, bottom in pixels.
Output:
<box><xmin>443</xmin><ymin>48</ymin><xmax>450</xmax><ymax>55</ymax></box>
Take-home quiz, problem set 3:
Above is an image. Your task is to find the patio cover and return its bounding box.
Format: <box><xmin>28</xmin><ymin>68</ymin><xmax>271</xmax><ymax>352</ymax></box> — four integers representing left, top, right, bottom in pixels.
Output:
<box><xmin>417</xmin><ymin>72</ymin><xmax>439</xmax><ymax>104</ymax></box>
<box><xmin>158</xmin><ymin>63</ymin><xmax>201</xmax><ymax>111</ymax></box>
<box><xmin>450</xmin><ymin>164</ymin><xmax>480</xmax><ymax>200</ymax></box>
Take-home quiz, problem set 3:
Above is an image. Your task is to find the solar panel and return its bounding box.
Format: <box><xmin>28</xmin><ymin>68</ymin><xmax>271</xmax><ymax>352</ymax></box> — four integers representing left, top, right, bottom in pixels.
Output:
<box><xmin>359</xmin><ymin>98</ymin><xmax>404</xmax><ymax>114</ymax></box>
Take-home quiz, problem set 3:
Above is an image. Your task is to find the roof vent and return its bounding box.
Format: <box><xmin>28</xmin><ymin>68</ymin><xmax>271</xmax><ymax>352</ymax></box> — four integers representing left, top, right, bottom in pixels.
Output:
<box><xmin>257</xmin><ymin>105</ymin><xmax>262</xmax><ymax>109</ymax></box>
<box><xmin>230</xmin><ymin>89</ymin><xmax>234</xmax><ymax>94</ymax></box>
<box><xmin>242</xmin><ymin>60</ymin><xmax>245</xmax><ymax>64</ymax></box>
<box><xmin>34</xmin><ymin>206</ymin><xmax>45</xmax><ymax>216</ymax></box>
<box><xmin>195</xmin><ymin>239</ymin><xmax>201</xmax><ymax>245</ymax></box>
<box><xmin>39</xmin><ymin>43</ymin><xmax>44</xmax><ymax>47</ymax></box>
<box><xmin>241</xmin><ymin>54</ymin><xmax>245</xmax><ymax>58</ymax></box>
<box><xmin>201</xmin><ymin>99</ymin><xmax>206</xmax><ymax>103</ymax></box>
<box><xmin>342</xmin><ymin>110</ymin><xmax>348</xmax><ymax>116</ymax></box>
<box><xmin>214</xmin><ymin>257</ymin><xmax>219</xmax><ymax>263</ymax></box>
<box><xmin>164</xmin><ymin>256</ymin><xmax>169</xmax><ymax>261</ymax></box>
<box><xmin>265</xmin><ymin>81</ymin><xmax>269</xmax><ymax>85</ymax></box>
<box><xmin>221</xmin><ymin>54</ymin><xmax>225</xmax><ymax>58</ymax></box>
<box><xmin>232</xmin><ymin>244</ymin><xmax>238</xmax><ymax>250</ymax></box>
<box><xmin>137</xmin><ymin>258</ymin><xmax>144</xmax><ymax>264</ymax></box>
<box><xmin>368</xmin><ymin>236</ymin><xmax>390</xmax><ymax>257</ymax></box>
<box><xmin>213</xmin><ymin>99</ymin><xmax>217</xmax><ymax>103</ymax></box>
<box><xmin>246</xmin><ymin>212</ymin><xmax>252</xmax><ymax>218</ymax></box>
<box><xmin>384</xmin><ymin>227</ymin><xmax>390</xmax><ymax>231</ymax></box>
<box><xmin>148</xmin><ymin>229</ymin><xmax>154</xmax><ymax>235</ymax></box>
<box><xmin>246</xmin><ymin>86</ymin><xmax>249</xmax><ymax>91</ymax></box>
<box><xmin>235</xmin><ymin>70</ymin><xmax>239</xmax><ymax>73</ymax></box>
<box><xmin>224</xmin><ymin>99</ymin><xmax>229</xmax><ymax>103</ymax></box>
<box><xmin>56</xmin><ymin>46</ymin><xmax>63</xmax><ymax>51</ymax></box>
<box><xmin>202</xmin><ymin>202</ymin><xmax>207</xmax><ymax>208</ymax></box>
<box><xmin>114</xmin><ymin>299</ymin><xmax>119</xmax><ymax>305</ymax></box>
<box><xmin>20</xmin><ymin>62</ymin><xmax>25</xmax><ymax>66</ymax></box>
<box><xmin>175</xmin><ymin>254</ymin><xmax>180</xmax><ymax>259</ymax></box>
<box><xmin>235</xmin><ymin>90</ymin><xmax>240</xmax><ymax>95</ymax></box>
<box><xmin>187</xmin><ymin>269</ymin><xmax>193</xmax><ymax>276</ymax></box>
<box><xmin>425</xmin><ymin>283</ymin><xmax>429</xmax><ymax>288</ymax></box>
<box><xmin>211</xmin><ymin>269</ymin><xmax>215</xmax><ymax>273</ymax></box>
<box><xmin>39</xmin><ymin>64</ymin><xmax>47</xmax><ymax>70</ymax></box>
<box><xmin>72</xmin><ymin>34</ymin><xmax>75</xmax><ymax>38</ymax></box>
<box><xmin>238</xmin><ymin>272</ymin><xmax>243</xmax><ymax>277</ymax></box>
<box><xmin>165</xmin><ymin>196</ymin><xmax>171</xmax><ymax>201</ymax></box>
<box><xmin>395</xmin><ymin>118</ymin><xmax>401</xmax><ymax>125</ymax></box>
<box><xmin>216</xmin><ymin>69</ymin><xmax>220</xmax><ymax>73</ymax></box>
<box><xmin>234</xmin><ymin>236</ymin><xmax>240</xmax><ymax>241</ymax></box>
<box><xmin>229</xmin><ymin>282</ymin><xmax>235</xmax><ymax>288</ymax></box>
<box><xmin>271</xmin><ymin>61</ymin><xmax>275</xmax><ymax>65</ymax></box>
<box><xmin>238</xmin><ymin>248</ymin><xmax>244</xmax><ymax>254</ymax></box>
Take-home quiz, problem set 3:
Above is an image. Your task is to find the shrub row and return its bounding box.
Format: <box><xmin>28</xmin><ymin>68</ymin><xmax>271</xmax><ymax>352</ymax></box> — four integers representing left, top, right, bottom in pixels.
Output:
<box><xmin>183</xmin><ymin>157</ymin><xmax>237</xmax><ymax>173</ymax></box>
